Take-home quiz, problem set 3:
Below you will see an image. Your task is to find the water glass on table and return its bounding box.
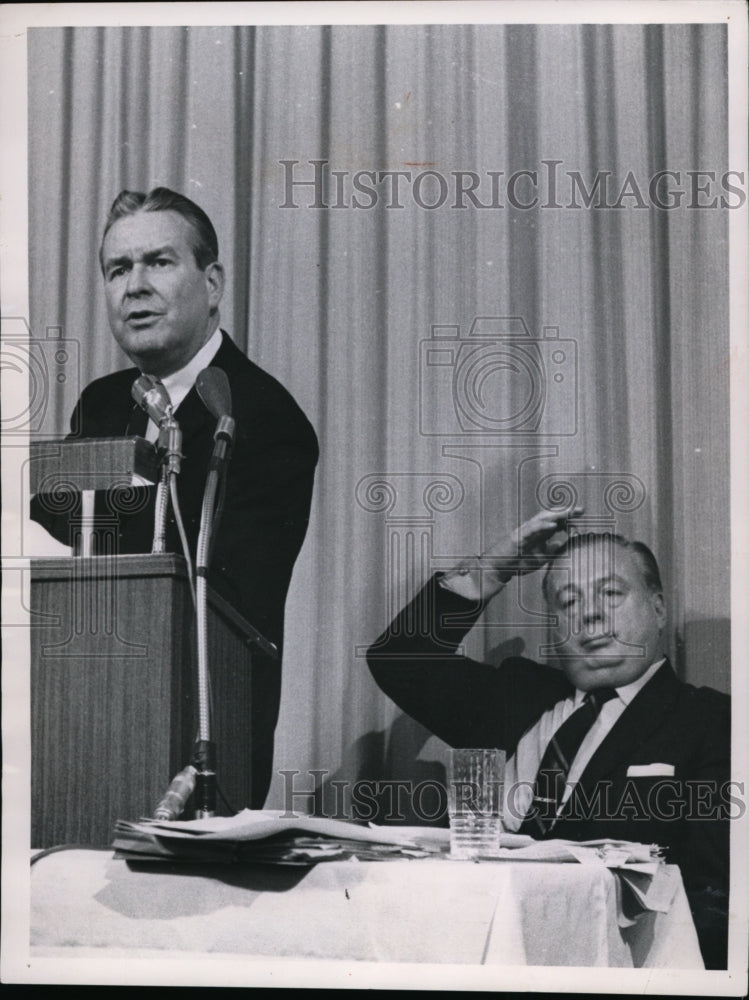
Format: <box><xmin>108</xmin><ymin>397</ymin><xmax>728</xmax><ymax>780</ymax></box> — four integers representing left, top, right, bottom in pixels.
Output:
<box><xmin>447</xmin><ymin>748</ymin><xmax>505</xmax><ymax>860</ymax></box>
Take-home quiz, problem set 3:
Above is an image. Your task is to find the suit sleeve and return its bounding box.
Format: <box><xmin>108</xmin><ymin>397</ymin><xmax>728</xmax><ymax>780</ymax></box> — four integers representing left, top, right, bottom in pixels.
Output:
<box><xmin>205</xmin><ymin>397</ymin><xmax>318</xmax><ymax>808</ymax></box>
<box><xmin>366</xmin><ymin>573</ymin><xmax>570</xmax><ymax>751</ymax></box>
<box><xmin>674</xmin><ymin>687</ymin><xmax>731</xmax><ymax>969</ymax></box>
<box><xmin>208</xmin><ymin>393</ymin><xmax>319</xmax><ymax>650</ymax></box>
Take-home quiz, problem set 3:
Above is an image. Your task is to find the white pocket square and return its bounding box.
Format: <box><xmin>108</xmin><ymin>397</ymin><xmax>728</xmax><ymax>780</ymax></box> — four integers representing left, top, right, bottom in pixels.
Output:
<box><xmin>626</xmin><ymin>763</ymin><xmax>675</xmax><ymax>777</ymax></box>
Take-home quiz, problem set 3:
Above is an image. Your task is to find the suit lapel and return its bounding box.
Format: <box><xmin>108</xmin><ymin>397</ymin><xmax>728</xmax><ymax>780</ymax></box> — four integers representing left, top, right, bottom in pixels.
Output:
<box><xmin>560</xmin><ymin>661</ymin><xmax>682</xmax><ymax>818</ymax></box>
<box><xmin>169</xmin><ymin>331</ymin><xmax>239</xmax><ymax>438</ymax></box>
<box><xmin>174</xmin><ymin>383</ymin><xmax>213</xmax><ymax>439</ymax></box>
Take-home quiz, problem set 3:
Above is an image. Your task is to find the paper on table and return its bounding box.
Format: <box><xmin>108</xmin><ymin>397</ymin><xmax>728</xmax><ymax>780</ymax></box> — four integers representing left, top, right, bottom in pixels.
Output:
<box><xmin>113</xmin><ymin>810</ymin><xmax>663</xmax><ymax>874</ymax></box>
<box><xmin>492</xmin><ymin>837</ymin><xmax>662</xmax><ymax>870</ymax></box>
<box><xmin>129</xmin><ymin>809</ymin><xmax>439</xmax><ymax>845</ymax></box>
<box><xmin>364</xmin><ymin>828</ymin><xmax>536</xmax><ymax>849</ymax></box>
<box><xmin>112</xmin><ymin>813</ymin><xmax>450</xmax><ymax>865</ymax></box>
<box><xmin>113</xmin><ymin>811</ymin><xmax>458</xmax><ymax>866</ymax></box>
<box><xmin>121</xmin><ymin>811</ymin><xmax>661</xmax><ymax>857</ymax></box>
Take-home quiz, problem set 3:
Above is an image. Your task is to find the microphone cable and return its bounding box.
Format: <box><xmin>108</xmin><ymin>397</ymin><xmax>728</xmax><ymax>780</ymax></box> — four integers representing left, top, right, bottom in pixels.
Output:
<box><xmin>169</xmin><ymin>472</ymin><xmax>196</xmax><ymax>607</ymax></box>
<box><xmin>152</xmin><ymin>472</ymin><xmax>169</xmax><ymax>554</ymax></box>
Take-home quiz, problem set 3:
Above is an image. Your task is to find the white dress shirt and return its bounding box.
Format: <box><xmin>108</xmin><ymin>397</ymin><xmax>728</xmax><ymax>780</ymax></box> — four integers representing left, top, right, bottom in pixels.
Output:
<box><xmin>502</xmin><ymin>657</ymin><xmax>665</xmax><ymax>830</ymax></box>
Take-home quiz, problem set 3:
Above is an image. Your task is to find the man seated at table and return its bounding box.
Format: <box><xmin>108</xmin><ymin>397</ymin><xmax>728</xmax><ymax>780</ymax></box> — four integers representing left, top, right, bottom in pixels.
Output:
<box><xmin>367</xmin><ymin>507</ymin><xmax>731</xmax><ymax>969</ymax></box>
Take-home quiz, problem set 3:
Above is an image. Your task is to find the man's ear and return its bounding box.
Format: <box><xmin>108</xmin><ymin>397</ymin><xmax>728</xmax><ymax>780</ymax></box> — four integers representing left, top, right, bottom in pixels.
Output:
<box><xmin>205</xmin><ymin>261</ymin><xmax>225</xmax><ymax>309</ymax></box>
<box><xmin>652</xmin><ymin>591</ymin><xmax>667</xmax><ymax>630</ymax></box>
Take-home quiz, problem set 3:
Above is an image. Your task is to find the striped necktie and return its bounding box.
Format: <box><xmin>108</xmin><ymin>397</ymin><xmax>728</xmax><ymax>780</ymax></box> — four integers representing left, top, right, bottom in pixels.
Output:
<box><xmin>520</xmin><ymin>687</ymin><xmax>618</xmax><ymax>837</ymax></box>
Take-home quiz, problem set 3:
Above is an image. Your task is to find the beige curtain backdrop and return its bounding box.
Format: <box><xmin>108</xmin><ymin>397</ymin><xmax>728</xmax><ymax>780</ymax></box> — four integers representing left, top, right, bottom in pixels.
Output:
<box><xmin>28</xmin><ymin>24</ymin><xmax>730</xmax><ymax>814</ymax></box>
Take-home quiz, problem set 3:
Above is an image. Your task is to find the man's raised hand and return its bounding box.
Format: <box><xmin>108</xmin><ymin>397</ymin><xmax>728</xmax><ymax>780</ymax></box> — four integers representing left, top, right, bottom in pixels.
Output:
<box><xmin>482</xmin><ymin>506</ymin><xmax>584</xmax><ymax>583</ymax></box>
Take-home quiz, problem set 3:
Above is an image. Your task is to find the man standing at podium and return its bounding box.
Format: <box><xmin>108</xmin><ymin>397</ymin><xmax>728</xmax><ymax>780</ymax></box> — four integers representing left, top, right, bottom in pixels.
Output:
<box><xmin>31</xmin><ymin>187</ymin><xmax>319</xmax><ymax>807</ymax></box>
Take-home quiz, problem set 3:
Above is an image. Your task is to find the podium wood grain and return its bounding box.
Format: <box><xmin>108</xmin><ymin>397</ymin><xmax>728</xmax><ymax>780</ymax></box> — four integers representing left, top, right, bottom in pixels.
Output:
<box><xmin>30</xmin><ymin>555</ymin><xmax>257</xmax><ymax>847</ymax></box>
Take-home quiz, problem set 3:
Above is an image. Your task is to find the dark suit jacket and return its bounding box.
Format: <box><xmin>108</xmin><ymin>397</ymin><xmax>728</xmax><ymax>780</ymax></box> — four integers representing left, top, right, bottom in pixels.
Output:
<box><xmin>367</xmin><ymin>574</ymin><xmax>731</xmax><ymax>968</ymax></box>
<box><xmin>31</xmin><ymin>332</ymin><xmax>319</xmax><ymax>805</ymax></box>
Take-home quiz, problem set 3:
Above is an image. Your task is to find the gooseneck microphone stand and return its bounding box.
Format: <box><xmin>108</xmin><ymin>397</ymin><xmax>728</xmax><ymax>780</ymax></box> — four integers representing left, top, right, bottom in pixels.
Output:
<box><xmin>147</xmin><ymin>368</ymin><xmax>238</xmax><ymax>821</ymax></box>
<box><xmin>192</xmin><ymin>396</ymin><xmax>235</xmax><ymax>817</ymax></box>
<box><xmin>153</xmin><ymin>411</ymin><xmax>183</xmax><ymax>552</ymax></box>
<box><xmin>143</xmin><ymin>367</ymin><xmax>276</xmax><ymax>822</ymax></box>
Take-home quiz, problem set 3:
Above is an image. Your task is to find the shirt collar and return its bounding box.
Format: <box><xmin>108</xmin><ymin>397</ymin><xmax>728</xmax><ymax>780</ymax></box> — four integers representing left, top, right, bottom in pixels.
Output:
<box><xmin>157</xmin><ymin>327</ymin><xmax>224</xmax><ymax>412</ymax></box>
<box><xmin>573</xmin><ymin>656</ymin><xmax>666</xmax><ymax>708</ymax></box>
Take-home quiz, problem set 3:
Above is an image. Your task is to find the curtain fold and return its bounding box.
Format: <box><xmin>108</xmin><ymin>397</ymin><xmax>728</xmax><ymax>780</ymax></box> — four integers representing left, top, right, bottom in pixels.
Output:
<box><xmin>27</xmin><ymin>23</ymin><xmax>730</xmax><ymax>811</ymax></box>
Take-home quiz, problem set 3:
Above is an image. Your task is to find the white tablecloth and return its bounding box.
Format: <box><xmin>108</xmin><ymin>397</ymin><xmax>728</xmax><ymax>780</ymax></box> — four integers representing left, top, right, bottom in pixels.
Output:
<box><xmin>29</xmin><ymin>849</ymin><xmax>704</xmax><ymax>967</ymax></box>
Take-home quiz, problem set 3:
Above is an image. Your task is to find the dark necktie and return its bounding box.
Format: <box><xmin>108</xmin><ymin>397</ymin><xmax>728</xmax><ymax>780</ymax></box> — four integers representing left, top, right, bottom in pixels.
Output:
<box><xmin>520</xmin><ymin>687</ymin><xmax>618</xmax><ymax>837</ymax></box>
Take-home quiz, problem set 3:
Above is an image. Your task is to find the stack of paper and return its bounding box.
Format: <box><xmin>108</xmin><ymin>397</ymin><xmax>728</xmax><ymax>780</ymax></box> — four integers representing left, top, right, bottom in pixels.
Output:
<box><xmin>112</xmin><ymin>810</ymin><xmax>448</xmax><ymax>865</ymax></box>
<box><xmin>112</xmin><ymin>809</ymin><xmax>664</xmax><ymax>878</ymax></box>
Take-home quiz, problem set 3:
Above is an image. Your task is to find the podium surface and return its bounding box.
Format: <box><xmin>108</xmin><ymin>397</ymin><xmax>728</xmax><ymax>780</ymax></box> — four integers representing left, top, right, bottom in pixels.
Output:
<box><xmin>29</xmin><ymin>554</ymin><xmax>258</xmax><ymax>847</ymax></box>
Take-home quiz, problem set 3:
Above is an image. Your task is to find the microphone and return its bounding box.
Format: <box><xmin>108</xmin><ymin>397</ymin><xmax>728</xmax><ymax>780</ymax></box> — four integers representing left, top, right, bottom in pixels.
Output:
<box><xmin>153</xmin><ymin>764</ymin><xmax>197</xmax><ymax>821</ymax></box>
<box><xmin>196</xmin><ymin>366</ymin><xmax>232</xmax><ymax>418</ymax></box>
<box><xmin>132</xmin><ymin>374</ymin><xmax>182</xmax><ymax>475</ymax></box>
<box><xmin>196</xmin><ymin>367</ymin><xmax>235</xmax><ymax>444</ymax></box>
<box><xmin>131</xmin><ymin>373</ymin><xmax>171</xmax><ymax>427</ymax></box>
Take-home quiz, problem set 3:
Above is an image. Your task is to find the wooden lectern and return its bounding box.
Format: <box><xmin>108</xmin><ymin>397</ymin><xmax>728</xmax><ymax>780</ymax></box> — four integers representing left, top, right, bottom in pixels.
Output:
<box><xmin>29</xmin><ymin>440</ymin><xmax>262</xmax><ymax>848</ymax></box>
